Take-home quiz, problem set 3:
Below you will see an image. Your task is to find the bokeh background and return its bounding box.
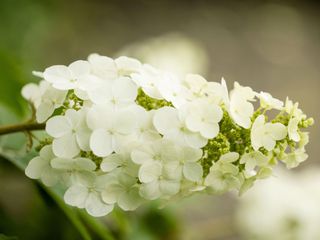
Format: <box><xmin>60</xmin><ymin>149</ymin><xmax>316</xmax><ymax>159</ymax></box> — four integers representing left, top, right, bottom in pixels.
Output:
<box><xmin>0</xmin><ymin>0</ymin><xmax>319</xmax><ymax>239</ymax></box>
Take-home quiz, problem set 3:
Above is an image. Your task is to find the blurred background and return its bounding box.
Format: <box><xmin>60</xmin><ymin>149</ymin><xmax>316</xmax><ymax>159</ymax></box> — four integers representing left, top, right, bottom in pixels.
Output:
<box><xmin>0</xmin><ymin>0</ymin><xmax>319</xmax><ymax>239</ymax></box>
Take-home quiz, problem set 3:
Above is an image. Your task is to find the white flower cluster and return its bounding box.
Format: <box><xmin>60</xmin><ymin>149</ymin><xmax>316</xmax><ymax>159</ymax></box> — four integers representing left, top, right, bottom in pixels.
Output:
<box><xmin>22</xmin><ymin>54</ymin><xmax>313</xmax><ymax>217</ymax></box>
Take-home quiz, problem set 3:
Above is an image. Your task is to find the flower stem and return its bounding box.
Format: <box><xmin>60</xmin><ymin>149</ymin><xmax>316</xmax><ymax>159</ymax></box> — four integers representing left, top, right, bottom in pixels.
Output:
<box><xmin>0</xmin><ymin>122</ymin><xmax>45</xmax><ymax>136</ymax></box>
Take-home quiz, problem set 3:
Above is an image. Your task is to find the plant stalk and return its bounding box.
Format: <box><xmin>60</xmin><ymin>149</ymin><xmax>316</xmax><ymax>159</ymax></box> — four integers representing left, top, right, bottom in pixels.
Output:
<box><xmin>0</xmin><ymin>122</ymin><xmax>45</xmax><ymax>135</ymax></box>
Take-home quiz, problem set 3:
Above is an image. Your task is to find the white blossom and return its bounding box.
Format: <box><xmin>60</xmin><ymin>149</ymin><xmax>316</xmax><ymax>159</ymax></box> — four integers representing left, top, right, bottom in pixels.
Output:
<box><xmin>229</xmin><ymin>82</ymin><xmax>256</xmax><ymax>129</ymax></box>
<box><xmin>131</xmin><ymin>64</ymin><xmax>163</xmax><ymax>99</ymax></box>
<box><xmin>87</xmin><ymin>104</ymin><xmax>137</xmax><ymax>157</ymax></box>
<box><xmin>64</xmin><ymin>174</ymin><xmax>114</xmax><ymax>217</ymax></box>
<box><xmin>258</xmin><ymin>91</ymin><xmax>283</xmax><ymax>110</ymax></box>
<box><xmin>153</xmin><ymin>106</ymin><xmax>207</xmax><ymax>148</ymax></box>
<box><xmin>240</xmin><ymin>151</ymin><xmax>269</xmax><ymax>177</ymax></box>
<box><xmin>185</xmin><ymin>99</ymin><xmax>223</xmax><ymax>139</ymax></box>
<box><xmin>205</xmin><ymin>152</ymin><xmax>242</xmax><ymax>193</ymax></box>
<box><xmin>251</xmin><ymin>115</ymin><xmax>287</xmax><ymax>151</ymax></box>
<box><xmin>102</xmin><ymin>172</ymin><xmax>143</xmax><ymax>211</ymax></box>
<box><xmin>87</xmin><ymin>76</ymin><xmax>138</xmax><ymax>107</ymax></box>
<box><xmin>46</xmin><ymin>109</ymin><xmax>91</xmax><ymax>158</ymax></box>
<box><xmin>25</xmin><ymin>145</ymin><xmax>61</xmax><ymax>186</ymax></box>
<box><xmin>43</xmin><ymin>60</ymin><xmax>92</xmax><ymax>90</ymax></box>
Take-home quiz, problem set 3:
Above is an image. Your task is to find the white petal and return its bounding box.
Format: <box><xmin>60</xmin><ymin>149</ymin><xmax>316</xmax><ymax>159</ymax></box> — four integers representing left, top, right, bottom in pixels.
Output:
<box><xmin>153</xmin><ymin>107</ymin><xmax>180</xmax><ymax>135</ymax></box>
<box><xmin>139</xmin><ymin>162</ymin><xmax>162</xmax><ymax>183</ymax></box>
<box><xmin>25</xmin><ymin>156</ymin><xmax>46</xmax><ymax>179</ymax></box>
<box><xmin>182</xmin><ymin>147</ymin><xmax>203</xmax><ymax>163</ymax></box>
<box><xmin>90</xmin><ymin>129</ymin><xmax>113</xmax><ymax>157</ymax></box>
<box><xmin>115</xmin><ymin>56</ymin><xmax>141</xmax><ymax>74</ymax></box>
<box><xmin>131</xmin><ymin>149</ymin><xmax>153</xmax><ymax>164</ymax></box>
<box><xmin>21</xmin><ymin>83</ymin><xmax>40</xmax><ymax>101</ymax></box>
<box><xmin>200</xmin><ymin>123</ymin><xmax>219</xmax><ymax>139</ymax></box>
<box><xmin>159</xmin><ymin>180</ymin><xmax>180</xmax><ymax>196</ymax></box>
<box><xmin>69</xmin><ymin>60</ymin><xmax>90</xmax><ymax>78</ymax></box>
<box><xmin>85</xmin><ymin>193</ymin><xmax>114</xmax><ymax>217</ymax></box>
<box><xmin>163</xmin><ymin>161</ymin><xmax>182</xmax><ymax>180</ymax></box>
<box><xmin>43</xmin><ymin>65</ymin><xmax>71</xmax><ymax>86</ymax></box>
<box><xmin>41</xmin><ymin>169</ymin><xmax>60</xmax><ymax>186</ymax></box>
<box><xmin>101</xmin><ymin>183</ymin><xmax>123</xmax><ymax>204</ymax></box>
<box><xmin>118</xmin><ymin>189</ymin><xmax>142</xmax><ymax>211</ymax></box>
<box><xmin>74</xmin><ymin>158</ymin><xmax>96</xmax><ymax>171</ymax></box>
<box><xmin>64</xmin><ymin>185</ymin><xmax>89</xmax><ymax>208</ymax></box>
<box><xmin>51</xmin><ymin>157</ymin><xmax>73</xmax><ymax>169</ymax></box>
<box><xmin>114</xmin><ymin>110</ymin><xmax>137</xmax><ymax>134</ymax></box>
<box><xmin>101</xmin><ymin>154</ymin><xmax>123</xmax><ymax>172</ymax></box>
<box><xmin>87</xmin><ymin>82</ymin><xmax>112</xmax><ymax>104</ymax></box>
<box><xmin>139</xmin><ymin>181</ymin><xmax>161</xmax><ymax>200</ymax></box>
<box><xmin>46</xmin><ymin>116</ymin><xmax>72</xmax><ymax>138</ymax></box>
<box><xmin>36</xmin><ymin>102</ymin><xmax>55</xmax><ymax>123</ymax></box>
<box><xmin>183</xmin><ymin>162</ymin><xmax>203</xmax><ymax>182</ymax></box>
<box><xmin>262</xmin><ymin>136</ymin><xmax>276</xmax><ymax>151</ymax></box>
<box><xmin>88</xmin><ymin>54</ymin><xmax>117</xmax><ymax>79</ymax></box>
<box><xmin>220</xmin><ymin>152</ymin><xmax>239</xmax><ymax>163</ymax></box>
<box><xmin>53</xmin><ymin>133</ymin><xmax>80</xmax><ymax>158</ymax></box>
<box><xmin>112</xmin><ymin>77</ymin><xmax>137</xmax><ymax>102</ymax></box>
<box><xmin>185</xmin><ymin>114</ymin><xmax>203</xmax><ymax>132</ymax></box>
<box><xmin>76</xmin><ymin>129</ymin><xmax>91</xmax><ymax>151</ymax></box>
<box><xmin>184</xmin><ymin>131</ymin><xmax>207</xmax><ymax>148</ymax></box>
<box><xmin>86</xmin><ymin>105</ymin><xmax>112</xmax><ymax>130</ymax></box>
<box><xmin>267</xmin><ymin>123</ymin><xmax>287</xmax><ymax>140</ymax></box>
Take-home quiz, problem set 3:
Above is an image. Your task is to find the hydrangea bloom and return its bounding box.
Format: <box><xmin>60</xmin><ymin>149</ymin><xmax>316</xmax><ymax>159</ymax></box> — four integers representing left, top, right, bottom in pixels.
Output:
<box><xmin>22</xmin><ymin>54</ymin><xmax>314</xmax><ymax>217</ymax></box>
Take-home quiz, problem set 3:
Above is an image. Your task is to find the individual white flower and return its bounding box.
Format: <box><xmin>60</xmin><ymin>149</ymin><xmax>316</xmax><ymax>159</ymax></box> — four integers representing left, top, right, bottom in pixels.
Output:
<box><xmin>157</xmin><ymin>72</ymin><xmax>189</xmax><ymax>108</ymax></box>
<box><xmin>22</xmin><ymin>81</ymin><xmax>67</xmax><ymax>123</ymax></box>
<box><xmin>284</xmin><ymin>97</ymin><xmax>306</xmax><ymax>120</ymax></box>
<box><xmin>131</xmin><ymin>139</ymin><xmax>176</xmax><ymax>181</ymax></box>
<box><xmin>46</xmin><ymin>109</ymin><xmax>91</xmax><ymax>158</ymax></box>
<box><xmin>153</xmin><ymin>106</ymin><xmax>207</xmax><ymax>148</ymax></box>
<box><xmin>183</xmin><ymin>75</ymin><xmax>229</xmax><ymax>106</ymax></box>
<box><xmin>205</xmin><ymin>152</ymin><xmax>242</xmax><ymax>193</ymax></box>
<box><xmin>229</xmin><ymin>82</ymin><xmax>256</xmax><ymax>129</ymax></box>
<box><xmin>64</xmin><ymin>174</ymin><xmax>114</xmax><ymax>217</ymax></box>
<box><xmin>102</xmin><ymin>172</ymin><xmax>143</xmax><ymax>211</ymax></box>
<box><xmin>25</xmin><ymin>145</ymin><xmax>61</xmax><ymax>186</ymax></box>
<box><xmin>88</xmin><ymin>54</ymin><xmax>141</xmax><ymax>80</ymax></box>
<box><xmin>115</xmin><ymin>56</ymin><xmax>142</xmax><ymax>76</ymax></box>
<box><xmin>240</xmin><ymin>151</ymin><xmax>269</xmax><ymax>177</ymax></box>
<box><xmin>258</xmin><ymin>91</ymin><xmax>283</xmax><ymax>110</ymax></box>
<box><xmin>21</xmin><ymin>81</ymin><xmax>47</xmax><ymax>107</ymax></box>
<box><xmin>185</xmin><ymin>99</ymin><xmax>223</xmax><ymax>139</ymax></box>
<box><xmin>100</xmin><ymin>143</ymin><xmax>140</xmax><ymax>177</ymax></box>
<box><xmin>88</xmin><ymin>54</ymin><xmax>117</xmax><ymax>80</ymax></box>
<box><xmin>251</xmin><ymin>115</ymin><xmax>287</xmax><ymax>151</ymax></box>
<box><xmin>125</xmin><ymin>106</ymin><xmax>161</xmax><ymax>144</ymax></box>
<box><xmin>86</xmin><ymin>76</ymin><xmax>138</xmax><ymax>107</ymax></box>
<box><xmin>282</xmin><ymin>149</ymin><xmax>308</xmax><ymax>169</ymax></box>
<box><xmin>43</xmin><ymin>60</ymin><xmax>91</xmax><ymax>90</ymax></box>
<box><xmin>139</xmin><ymin>167</ymin><xmax>181</xmax><ymax>200</ymax></box>
<box><xmin>87</xmin><ymin>104</ymin><xmax>137</xmax><ymax>157</ymax></box>
<box><xmin>131</xmin><ymin>140</ymin><xmax>181</xmax><ymax>199</ymax></box>
<box><xmin>51</xmin><ymin>157</ymin><xmax>96</xmax><ymax>185</ymax></box>
<box><xmin>131</xmin><ymin>64</ymin><xmax>163</xmax><ymax>99</ymax></box>
<box><xmin>164</xmin><ymin>145</ymin><xmax>203</xmax><ymax>182</ymax></box>
<box><xmin>288</xmin><ymin>117</ymin><xmax>300</xmax><ymax>142</ymax></box>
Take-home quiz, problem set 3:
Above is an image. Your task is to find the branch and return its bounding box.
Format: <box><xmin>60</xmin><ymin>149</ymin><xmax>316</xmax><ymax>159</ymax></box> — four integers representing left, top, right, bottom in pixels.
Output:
<box><xmin>0</xmin><ymin>122</ymin><xmax>45</xmax><ymax>135</ymax></box>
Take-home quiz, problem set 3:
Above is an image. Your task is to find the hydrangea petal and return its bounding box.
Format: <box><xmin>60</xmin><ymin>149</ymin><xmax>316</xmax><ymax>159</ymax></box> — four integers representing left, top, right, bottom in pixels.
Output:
<box><xmin>90</xmin><ymin>129</ymin><xmax>113</xmax><ymax>157</ymax></box>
